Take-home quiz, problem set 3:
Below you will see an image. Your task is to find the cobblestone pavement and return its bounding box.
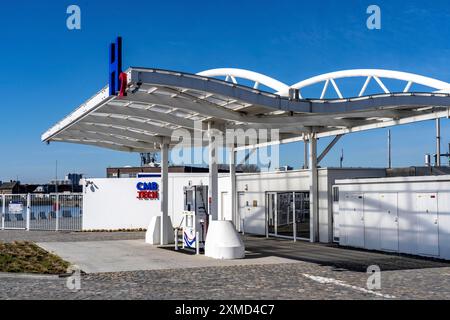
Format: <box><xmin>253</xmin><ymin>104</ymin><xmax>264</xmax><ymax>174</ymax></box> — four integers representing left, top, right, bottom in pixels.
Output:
<box><xmin>1</xmin><ymin>262</ymin><xmax>449</xmax><ymax>300</ymax></box>
<box><xmin>1</xmin><ymin>231</ymin><xmax>450</xmax><ymax>300</ymax></box>
<box><xmin>0</xmin><ymin>230</ymin><xmax>145</xmax><ymax>243</ymax></box>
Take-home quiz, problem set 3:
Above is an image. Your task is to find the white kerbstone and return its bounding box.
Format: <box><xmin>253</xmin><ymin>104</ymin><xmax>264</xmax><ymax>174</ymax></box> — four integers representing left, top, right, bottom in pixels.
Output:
<box><xmin>205</xmin><ymin>220</ymin><xmax>245</xmax><ymax>260</ymax></box>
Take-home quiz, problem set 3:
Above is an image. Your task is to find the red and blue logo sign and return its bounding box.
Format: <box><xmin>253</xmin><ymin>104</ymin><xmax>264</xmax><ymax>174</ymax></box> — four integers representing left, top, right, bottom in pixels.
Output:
<box><xmin>136</xmin><ymin>182</ymin><xmax>159</xmax><ymax>200</ymax></box>
<box><xmin>109</xmin><ymin>36</ymin><xmax>127</xmax><ymax>97</ymax></box>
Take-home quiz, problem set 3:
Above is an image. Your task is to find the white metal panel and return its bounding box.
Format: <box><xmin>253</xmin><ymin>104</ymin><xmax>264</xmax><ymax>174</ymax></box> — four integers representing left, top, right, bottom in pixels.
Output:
<box><xmin>398</xmin><ymin>193</ymin><xmax>417</xmax><ymax>255</ymax></box>
<box><xmin>342</xmin><ymin>193</ymin><xmax>365</xmax><ymax>248</ymax></box>
<box><xmin>335</xmin><ymin>176</ymin><xmax>450</xmax><ymax>260</ymax></box>
<box><xmin>362</xmin><ymin>193</ymin><xmax>380</xmax><ymax>250</ymax></box>
<box><xmin>379</xmin><ymin>193</ymin><xmax>399</xmax><ymax>252</ymax></box>
<box><xmin>220</xmin><ymin>192</ymin><xmax>230</xmax><ymax>221</ymax></box>
<box><xmin>416</xmin><ymin>193</ymin><xmax>439</xmax><ymax>257</ymax></box>
<box><xmin>437</xmin><ymin>192</ymin><xmax>450</xmax><ymax>260</ymax></box>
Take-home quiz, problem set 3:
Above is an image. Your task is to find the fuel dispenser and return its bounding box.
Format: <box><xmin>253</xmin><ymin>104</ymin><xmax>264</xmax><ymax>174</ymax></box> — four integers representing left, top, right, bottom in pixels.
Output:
<box><xmin>182</xmin><ymin>185</ymin><xmax>209</xmax><ymax>250</ymax></box>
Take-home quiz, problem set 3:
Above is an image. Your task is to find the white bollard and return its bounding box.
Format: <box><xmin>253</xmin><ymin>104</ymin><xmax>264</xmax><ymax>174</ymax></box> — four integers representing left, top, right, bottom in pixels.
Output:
<box><xmin>26</xmin><ymin>194</ymin><xmax>31</xmax><ymax>231</ymax></box>
<box><xmin>174</xmin><ymin>229</ymin><xmax>179</xmax><ymax>251</ymax></box>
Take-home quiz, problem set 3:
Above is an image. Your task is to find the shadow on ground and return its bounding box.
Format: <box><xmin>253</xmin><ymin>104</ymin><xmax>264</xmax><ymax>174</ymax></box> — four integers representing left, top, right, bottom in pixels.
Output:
<box><xmin>242</xmin><ymin>235</ymin><xmax>450</xmax><ymax>272</ymax></box>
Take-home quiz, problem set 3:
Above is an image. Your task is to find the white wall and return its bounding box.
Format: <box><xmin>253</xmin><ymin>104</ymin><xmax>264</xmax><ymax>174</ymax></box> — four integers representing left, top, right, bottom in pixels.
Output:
<box><xmin>336</xmin><ymin>176</ymin><xmax>450</xmax><ymax>260</ymax></box>
<box><xmin>81</xmin><ymin>167</ymin><xmax>386</xmax><ymax>243</ymax></box>
<box><xmin>83</xmin><ymin>174</ymin><xmax>209</xmax><ymax>230</ymax></box>
<box><xmin>234</xmin><ymin>168</ymin><xmax>385</xmax><ymax>241</ymax></box>
<box><xmin>235</xmin><ymin>170</ymin><xmax>311</xmax><ymax>236</ymax></box>
<box><xmin>218</xmin><ymin>176</ymin><xmax>232</xmax><ymax>221</ymax></box>
<box><xmin>325</xmin><ymin>169</ymin><xmax>386</xmax><ymax>242</ymax></box>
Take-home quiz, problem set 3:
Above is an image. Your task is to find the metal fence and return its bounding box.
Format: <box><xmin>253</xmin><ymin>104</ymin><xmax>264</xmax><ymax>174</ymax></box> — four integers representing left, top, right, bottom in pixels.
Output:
<box><xmin>1</xmin><ymin>193</ymin><xmax>83</xmax><ymax>231</ymax></box>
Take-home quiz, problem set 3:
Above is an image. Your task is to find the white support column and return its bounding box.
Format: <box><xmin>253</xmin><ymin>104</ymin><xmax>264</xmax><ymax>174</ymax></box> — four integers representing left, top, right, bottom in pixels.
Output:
<box><xmin>436</xmin><ymin>119</ymin><xmax>441</xmax><ymax>167</ymax></box>
<box><xmin>208</xmin><ymin>122</ymin><xmax>219</xmax><ymax>221</ymax></box>
<box><xmin>229</xmin><ymin>146</ymin><xmax>237</xmax><ymax>228</ymax></box>
<box><xmin>308</xmin><ymin>134</ymin><xmax>319</xmax><ymax>243</ymax></box>
<box><xmin>1</xmin><ymin>194</ymin><xmax>5</xmax><ymax>230</ymax></box>
<box><xmin>304</xmin><ymin>140</ymin><xmax>309</xmax><ymax>169</ymax></box>
<box><xmin>160</xmin><ymin>142</ymin><xmax>169</xmax><ymax>245</ymax></box>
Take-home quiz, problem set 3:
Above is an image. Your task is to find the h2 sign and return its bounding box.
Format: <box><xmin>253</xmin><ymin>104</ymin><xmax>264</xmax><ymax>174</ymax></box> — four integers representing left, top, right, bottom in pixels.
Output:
<box><xmin>109</xmin><ymin>37</ymin><xmax>127</xmax><ymax>97</ymax></box>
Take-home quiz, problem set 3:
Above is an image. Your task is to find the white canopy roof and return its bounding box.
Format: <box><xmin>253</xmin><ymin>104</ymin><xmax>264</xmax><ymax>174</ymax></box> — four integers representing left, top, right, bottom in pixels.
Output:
<box><xmin>42</xmin><ymin>67</ymin><xmax>450</xmax><ymax>152</ymax></box>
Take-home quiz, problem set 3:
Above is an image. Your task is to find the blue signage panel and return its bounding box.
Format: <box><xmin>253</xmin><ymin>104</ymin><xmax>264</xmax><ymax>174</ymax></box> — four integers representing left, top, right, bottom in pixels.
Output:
<box><xmin>109</xmin><ymin>36</ymin><xmax>122</xmax><ymax>96</ymax></box>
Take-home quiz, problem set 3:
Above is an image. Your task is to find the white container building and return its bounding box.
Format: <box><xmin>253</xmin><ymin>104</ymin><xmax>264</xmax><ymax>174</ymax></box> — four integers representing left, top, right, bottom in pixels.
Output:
<box><xmin>334</xmin><ymin>175</ymin><xmax>450</xmax><ymax>260</ymax></box>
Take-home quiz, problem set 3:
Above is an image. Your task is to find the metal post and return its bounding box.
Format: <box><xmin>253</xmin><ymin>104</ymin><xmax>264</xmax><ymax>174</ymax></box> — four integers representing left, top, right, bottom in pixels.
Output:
<box><xmin>309</xmin><ymin>134</ymin><xmax>319</xmax><ymax>243</ymax></box>
<box><xmin>174</xmin><ymin>229</ymin><xmax>179</xmax><ymax>251</ymax></box>
<box><xmin>196</xmin><ymin>231</ymin><xmax>200</xmax><ymax>255</ymax></box>
<box><xmin>208</xmin><ymin>122</ymin><xmax>219</xmax><ymax>221</ymax></box>
<box><xmin>304</xmin><ymin>139</ymin><xmax>309</xmax><ymax>169</ymax></box>
<box><xmin>160</xmin><ymin>142</ymin><xmax>169</xmax><ymax>245</ymax></box>
<box><xmin>388</xmin><ymin>130</ymin><xmax>392</xmax><ymax>169</ymax></box>
<box><xmin>436</xmin><ymin>119</ymin><xmax>441</xmax><ymax>167</ymax></box>
<box><xmin>55</xmin><ymin>194</ymin><xmax>59</xmax><ymax>232</ymax></box>
<box><xmin>293</xmin><ymin>192</ymin><xmax>297</xmax><ymax>243</ymax></box>
<box><xmin>1</xmin><ymin>194</ymin><xmax>5</xmax><ymax>230</ymax></box>
<box><xmin>229</xmin><ymin>146</ymin><xmax>237</xmax><ymax>227</ymax></box>
<box><xmin>26</xmin><ymin>194</ymin><xmax>31</xmax><ymax>231</ymax></box>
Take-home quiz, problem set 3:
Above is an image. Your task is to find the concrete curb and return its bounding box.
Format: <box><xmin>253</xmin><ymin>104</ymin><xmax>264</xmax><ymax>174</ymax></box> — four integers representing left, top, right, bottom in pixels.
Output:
<box><xmin>0</xmin><ymin>272</ymin><xmax>62</xmax><ymax>280</ymax></box>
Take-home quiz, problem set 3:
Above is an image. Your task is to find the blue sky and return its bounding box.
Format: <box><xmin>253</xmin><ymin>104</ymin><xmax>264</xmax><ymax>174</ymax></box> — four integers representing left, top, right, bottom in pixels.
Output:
<box><xmin>1</xmin><ymin>0</ymin><xmax>450</xmax><ymax>183</ymax></box>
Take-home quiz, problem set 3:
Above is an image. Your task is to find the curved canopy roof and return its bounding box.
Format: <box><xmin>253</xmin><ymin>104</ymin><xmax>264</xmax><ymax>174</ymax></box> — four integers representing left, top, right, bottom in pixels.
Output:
<box><xmin>42</xmin><ymin>67</ymin><xmax>450</xmax><ymax>152</ymax></box>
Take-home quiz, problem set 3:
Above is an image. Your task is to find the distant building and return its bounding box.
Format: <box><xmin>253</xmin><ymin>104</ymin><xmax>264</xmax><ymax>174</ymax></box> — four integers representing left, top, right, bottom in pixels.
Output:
<box><xmin>0</xmin><ymin>181</ymin><xmax>21</xmax><ymax>194</ymax></box>
<box><xmin>48</xmin><ymin>173</ymin><xmax>83</xmax><ymax>192</ymax></box>
<box><xmin>31</xmin><ymin>184</ymin><xmax>81</xmax><ymax>194</ymax></box>
<box><xmin>0</xmin><ymin>176</ymin><xmax>83</xmax><ymax>195</ymax></box>
<box><xmin>66</xmin><ymin>173</ymin><xmax>83</xmax><ymax>186</ymax></box>
<box><xmin>107</xmin><ymin>166</ymin><xmax>233</xmax><ymax>178</ymax></box>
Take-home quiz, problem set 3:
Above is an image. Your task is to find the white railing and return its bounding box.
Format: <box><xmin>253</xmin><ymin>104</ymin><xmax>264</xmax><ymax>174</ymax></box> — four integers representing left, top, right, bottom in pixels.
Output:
<box><xmin>0</xmin><ymin>193</ymin><xmax>83</xmax><ymax>231</ymax></box>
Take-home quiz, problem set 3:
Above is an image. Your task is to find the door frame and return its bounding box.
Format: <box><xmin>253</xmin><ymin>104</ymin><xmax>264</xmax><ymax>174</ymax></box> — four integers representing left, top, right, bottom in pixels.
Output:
<box><xmin>237</xmin><ymin>192</ymin><xmax>246</xmax><ymax>233</ymax></box>
<box><xmin>265</xmin><ymin>191</ymin><xmax>310</xmax><ymax>242</ymax></box>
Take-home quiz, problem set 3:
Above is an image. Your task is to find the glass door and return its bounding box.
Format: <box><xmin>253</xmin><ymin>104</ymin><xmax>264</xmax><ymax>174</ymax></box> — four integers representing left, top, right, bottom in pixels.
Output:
<box><xmin>295</xmin><ymin>192</ymin><xmax>310</xmax><ymax>240</ymax></box>
<box><xmin>277</xmin><ymin>193</ymin><xmax>294</xmax><ymax>237</ymax></box>
<box><xmin>266</xmin><ymin>191</ymin><xmax>311</xmax><ymax>241</ymax></box>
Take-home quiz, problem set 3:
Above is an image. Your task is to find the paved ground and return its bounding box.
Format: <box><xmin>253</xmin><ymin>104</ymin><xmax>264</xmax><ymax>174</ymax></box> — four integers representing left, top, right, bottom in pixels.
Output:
<box><xmin>1</xmin><ymin>230</ymin><xmax>450</xmax><ymax>300</ymax></box>
<box><xmin>0</xmin><ymin>230</ymin><xmax>145</xmax><ymax>243</ymax></box>
<box><xmin>244</xmin><ymin>236</ymin><xmax>450</xmax><ymax>272</ymax></box>
<box><xmin>1</xmin><ymin>262</ymin><xmax>450</xmax><ymax>300</ymax></box>
<box><xmin>38</xmin><ymin>239</ymin><xmax>297</xmax><ymax>273</ymax></box>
